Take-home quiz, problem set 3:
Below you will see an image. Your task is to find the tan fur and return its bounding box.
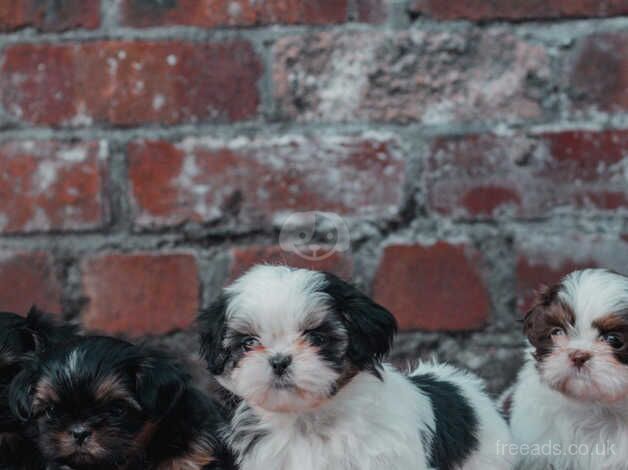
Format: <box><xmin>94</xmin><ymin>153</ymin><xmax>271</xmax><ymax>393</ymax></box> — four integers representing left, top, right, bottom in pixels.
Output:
<box><xmin>156</xmin><ymin>437</ymin><xmax>216</xmax><ymax>470</ymax></box>
<box><xmin>94</xmin><ymin>375</ymin><xmax>140</xmax><ymax>409</ymax></box>
<box><xmin>33</xmin><ymin>378</ymin><xmax>59</xmax><ymax>411</ymax></box>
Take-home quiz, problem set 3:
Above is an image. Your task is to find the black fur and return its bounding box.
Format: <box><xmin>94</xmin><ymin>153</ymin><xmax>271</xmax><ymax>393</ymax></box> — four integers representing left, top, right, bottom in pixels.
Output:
<box><xmin>411</xmin><ymin>373</ymin><xmax>480</xmax><ymax>470</ymax></box>
<box><xmin>227</xmin><ymin>404</ymin><xmax>268</xmax><ymax>457</ymax></box>
<box><xmin>0</xmin><ymin>307</ymin><xmax>76</xmax><ymax>470</ymax></box>
<box><xmin>199</xmin><ymin>294</ymin><xmax>231</xmax><ymax>375</ymax></box>
<box><xmin>9</xmin><ymin>335</ymin><xmax>235</xmax><ymax>470</ymax></box>
<box><xmin>320</xmin><ymin>272</ymin><xmax>397</xmax><ymax>377</ymax></box>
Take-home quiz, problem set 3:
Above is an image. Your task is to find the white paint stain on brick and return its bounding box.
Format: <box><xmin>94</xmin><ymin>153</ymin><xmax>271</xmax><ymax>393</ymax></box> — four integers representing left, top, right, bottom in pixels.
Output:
<box><xmin>23</xmin><ymin>207</ymin><xmax>51</xmax><ymax>232</ymax></box>
<box><xmin>153</xmin><ymin>94</ymin><xmax>165</xmax><ymax>110</ymax></box>
<box><xmin>68</xmin><ymin>102</ymin><xmax>94</xmax><ymax>127</ymax></box>
<box><xmin>107</xmin><ymin>57</ymin><xmax>118</xmax><ymax>74</ymax></box>
<box><xmin>317</xmin><ymin>40</ymin><xmax>376</xmax><ymax>121</ymax></box>
<box><xmin>228</xmin><ymin>1</ymin><xmax>243</xmax><ymax>18</ymax></box>
<box><xmin>167</xmin><ymin>55</ymin><xmax>178</xmax><ymax>66</ymax></box>
<box><xmin>34</xmin><ymin>161</ymin><xmax>58</xmax><ymax>193</ymax></box>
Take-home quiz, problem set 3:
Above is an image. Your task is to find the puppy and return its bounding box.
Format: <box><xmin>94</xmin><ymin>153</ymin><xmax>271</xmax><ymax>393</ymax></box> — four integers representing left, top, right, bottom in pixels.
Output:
<box><xmin>9</xmin><ymin>335</ymin><xmax>236</xmax><ymax>470</ymax></box>
<box><xmin>199</xmin><ymin>265</ymin><xmax>512</xmax><ymax>470</ymax></box>
<box><xmin>1</xmin><ymin>307</ymin><xmax>76</xmax><ymax>470</ymax></box>
<box><xmin>508</xmin><ymin>269</ymin><xmax>628</xmax><ymax>469</ymax></box>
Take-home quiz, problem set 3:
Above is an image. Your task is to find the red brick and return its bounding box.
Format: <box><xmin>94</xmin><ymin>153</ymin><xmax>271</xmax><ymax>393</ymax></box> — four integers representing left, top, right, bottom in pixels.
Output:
<box><xmin>228</xmin><ymin>245</ymin><xmax>354</xmax><ymax>282</ymax></box>
<box><xmin>567</xmin><ymin>33</ymin><xmax>628</xmax><ymax>115</ymax></box>
<box><xmin>426</xmin><ymin>130</ymin><xmax>628</xmax><ymax>218</ymax></box>
<box><xmin>408</xmin><ymin>0</ymin><xmax>628</xmax><ymax>21</ymax></box>
<box><xmin>273</xmin><ymin>29</ymin><xmax>551</xmax><ymax>124</ymax></box>
<box><xmin>0</xmin><ymin>251</ymin><xmax>62</xmax><ymax>314</ymax></box>
<box><xmin>81</xmin><ymin>253</ymin><xmax>199</xmax><ymax>336</ymax></box>
<box><xmin>516</xmin><ymin>235</ymin><xmax>628</xmax><ymax>312</ymax></box>
<box><xmin>0</xmin><ymin>141</ymin><xmax>108</xmax><ymax>233</ymax></box>
<box><xmin>0</xmin><ymin>41</ymin><xmax>261</xmax><ymax>126</ymax></box>
<box><xmin>372</xmin><ymin>242</ymin><xmax>490</xmax><ymax>331</ymax></box>
<box><xmin>0</xmin><ymin>0</ymin><xmax>100</xmax><ymax>31</ymax></box>
<box><xmin>121</xmin><ymin>0</ymin><xmax>349</xmax><ymax>27</ymax></box>
<box><xmin>127</xmin><ymin>134</ymin><xmax>405</xmax><ymax>228</ymax></box>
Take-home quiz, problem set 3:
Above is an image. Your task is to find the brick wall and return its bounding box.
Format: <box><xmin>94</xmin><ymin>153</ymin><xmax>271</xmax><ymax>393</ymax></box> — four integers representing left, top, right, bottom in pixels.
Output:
<box><xmin>0</xmin><ymin>0</ymin><xmax>627</xmax><ymax>393</ymax></box>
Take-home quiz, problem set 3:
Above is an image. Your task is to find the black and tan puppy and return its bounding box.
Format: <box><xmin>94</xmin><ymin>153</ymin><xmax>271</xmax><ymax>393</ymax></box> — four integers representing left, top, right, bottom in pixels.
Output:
<box><xmin>9</xmin><ymin>335</ymin><xmax>235</xmax><ymax>470</ymax></box>
<box><xmin>1</xmin><ymin>307</ymin><xmax>76</xmax><ymax>470</ymax></box>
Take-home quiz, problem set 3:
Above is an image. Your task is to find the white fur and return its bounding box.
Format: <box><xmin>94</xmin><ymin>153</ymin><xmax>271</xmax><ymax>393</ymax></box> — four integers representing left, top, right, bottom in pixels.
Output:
<box><xmin>220</xmin><ymin>265</ymin><xmax>512</xmax><ymax>470</ymax></box>
<box><xmin>509</xmin><ymin>269</ymin><xmax>628</xmax><ymax>469</ymax></box>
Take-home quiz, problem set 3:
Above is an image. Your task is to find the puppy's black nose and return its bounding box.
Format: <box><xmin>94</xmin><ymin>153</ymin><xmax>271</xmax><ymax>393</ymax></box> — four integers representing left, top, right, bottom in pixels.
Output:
<box><xmin>269</xmin><ymin>354</ymin><xmax>292</xmax><ymax>376</ymax></box>
<box><xmin>569</xmin><ymin>350</ymin><xmax>592</xmax><ymax>368</ymax></box>
<box><xmin>70</xmin><ymin>425</ymin><xmax>92</xmax><ymax>445</ymax></box>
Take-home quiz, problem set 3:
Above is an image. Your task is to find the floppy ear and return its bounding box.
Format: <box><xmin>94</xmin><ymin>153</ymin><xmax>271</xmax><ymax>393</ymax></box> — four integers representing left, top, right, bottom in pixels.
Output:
<box><xmin>523</xmin><ymin>284</ymin><xmax>558</xmax><ymax>341</ymax></box>
<box><xmin>9</xmin><ymin>366</ymin><xmax>39</xmax><ymax>422</ymax></box>
<box><xmin>135</xmin><ymin>350</ymin><xmax>188</xmax><ymax>418</ymax></box>
<box><xmin>23</xmin><ymin>305</ymin><xmax>77</xmax><ymax>353</ymax></box>
<box><xmin>321</xmin><ymin>273</ymin><xmax>397</xmax><ymax>372</ymax></box>
<box><xmin>198</xmin><ymin>294</ymin><xmax>230</xmax><ymax>376</ymax></box>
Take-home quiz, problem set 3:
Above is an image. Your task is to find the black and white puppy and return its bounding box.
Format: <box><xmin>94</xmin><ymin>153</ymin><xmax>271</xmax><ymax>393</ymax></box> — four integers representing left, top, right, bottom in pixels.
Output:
<box><xmin>9</xmin><ymin>335</ymin><xmax>236</xmax><ymax>470</ymax></box>
<box><xmin>1</xmin><ymin>307</ymin><xmax>76</xmax><ymax>470</ymax></box>
<box><xmin>199</xmin><ymin>265</ymin><xmax>512</xmax><ymax>470</ymax></box>
<box><xmin>507</xmin><ymin>269</ymin><xmax>628</xmax><ymax>470</ymax></box>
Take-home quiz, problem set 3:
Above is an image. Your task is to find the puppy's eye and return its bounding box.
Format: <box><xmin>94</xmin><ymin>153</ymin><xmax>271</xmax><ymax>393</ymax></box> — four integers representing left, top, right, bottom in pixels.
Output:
<box><xmin>601</xmin><ymin>333</ymin><xmax>625</xmax><ymax>350</ymax></box>
<box><xmin>549</xmin><ymin>327</ymin><xmax>565</xmax><ymax>338</ymax></box>
<box><xmin>241</xmin><ymin>337</ymin><xmax>261</xmax><ymax>351</ymax></box>
<box><xmin>305</xmin><ymin>331</ymin><xmax>328</xmax><ymax>347</ymax></box>
<box><xmin>45</xmin><ymin>406</ymin><xmax>57</xmax><ymax>420</ymax></box>
<box><xmin>109</xmin><ymin>405</ymin><xmax>127</xmax><ymax>418</ymax></box>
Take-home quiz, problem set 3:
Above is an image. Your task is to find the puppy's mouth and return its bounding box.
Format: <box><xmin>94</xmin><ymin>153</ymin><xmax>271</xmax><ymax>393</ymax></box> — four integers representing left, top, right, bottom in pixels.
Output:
<box><xmin>58</xmin><ymin>451</ymin><xmax>97</xmax><ymax>467</ymax></box>
<box><xmin>272</xmin><ymin>376</ymin><xmax>296</xmax><ymax>390</ymax></box>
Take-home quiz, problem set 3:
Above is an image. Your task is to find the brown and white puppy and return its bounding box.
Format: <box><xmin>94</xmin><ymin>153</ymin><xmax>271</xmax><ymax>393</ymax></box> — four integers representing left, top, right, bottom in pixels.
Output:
<box><xmin>0</xmin><ymin>307</ymin><xmax>76</xmax><ymax>470</ymax></box>
<box><xmin>9</xmin><ymin>335</ymin><xmax>236</xmax><ymax>470</ymax></box>
<box><xmin>508</xmin><ymin>269</ymin><xmax>628</xmax><ymax>470</ymax></box>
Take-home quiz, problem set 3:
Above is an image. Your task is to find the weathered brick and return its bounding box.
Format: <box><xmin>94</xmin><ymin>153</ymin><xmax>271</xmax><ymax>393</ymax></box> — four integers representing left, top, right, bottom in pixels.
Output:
<box><xmin>408</xmin><ymin>0</ymin><xmax>628</xmax><ymax>21</ymax></box>
<box><xmin>0</xmin><ymin>0</ymin><xmax>100</xmax><ymax>31</ymax></box>
<box><xmin>228</xmin><ymin>245</ymin><xmax>354</xmax><ymax>282</ymax></box>
<box><xmin>516</xmin><ymin>235</ymin><xmax>628</xmax><ymax>312</ymax></box>
<box><xmin>81</xmin><ymin>253</ymin><xmax>199</xmax><ymax>336</ymax></box>
<box><xmin>0</xmin><ymin>141</ymin><xmax>108</xmax><ymax>233</ymax></box>
<box><xmin>0</xmin><ymin>41</ymin><xmax>261</xmax><ymax>126</ymax></box>
<box><xmin>372</xmin><ymin>242</ymin><xmax>491</xmax><ymax>331</ymax></box>
<box><xmin>0</xmin><ymin>251</ymin><xmax>62</xmax><ymax>314</ymax></box>
<box><xmin>567</xmin><ymin>33</ymin><xmax>628</xmax><ymax>115</ymax></box>
<box><xmin>426</xmin><ymin>130</ymin><xmax>628</xmax><ymax>218</ymax></box>
<box><xmin>273</xmin><ymin>28</ymin><xmax>551</xmax><ymax>124</ymax></box>
<box><xmin>127</xmin><ymin>134</ymin><xmax>405</xmax><ymax>228</ymax></box>
<box><xmin>120</xmin><ymin>0</ymin><xmax>349</xmax><ymax>27</ymax></box>
<box><xmin>356</xmin><ymin>0</ymin><xmax>387</xmax><ymax>23</ymax></box>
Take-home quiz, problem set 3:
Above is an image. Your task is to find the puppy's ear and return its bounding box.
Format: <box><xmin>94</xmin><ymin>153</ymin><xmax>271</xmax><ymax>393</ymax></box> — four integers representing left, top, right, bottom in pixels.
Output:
<box><xmin>198</xmin><ymin>294</ymin><xmax>230</xmax><ymax>376</ymax></box>
<box><xmin>321</xmin><ymin>273</ymin><xmax>397</xmax><ymax>372</ymax></box>
<box><xmin>9</xmin><ymin>366</ymin><xmax>38</xmax><ymax>422</ymax></box>
<box><xmin>523</xmin><ymin>284</ymin><xmax>559</xmax><ymax>340</ymax></box>
<box><xmin>23</xmin><ymin>306</ymin><xmax>77</xmax><ymax>353</ymax></box>
<box><xmin>135</xmin><ymin>351</ymin><xmax>188</xmax><ymax>418</ymax></box>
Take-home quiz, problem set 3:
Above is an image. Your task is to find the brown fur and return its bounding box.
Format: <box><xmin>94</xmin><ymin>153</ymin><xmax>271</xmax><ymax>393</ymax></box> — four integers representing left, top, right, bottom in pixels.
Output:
<box><xmin>524</xmin><ymin>284</ymin><xmax>575</xmax><ymax>361</ymax></box>
<box><xmin>157</xmin><ymin>437</ymin><xmax>216</xmax><ymax>470</ymax></box>
<box><xmin>33</xmin><ymin>377</ymin><xmax>59</xmax><ymax>412</ymax></box>
<box><xmin>593</xmin><ymin>312</ymin><xmax>628</xmax><ymax>365</ymax></box>
<box><xmin>94</xmin><ymin>375</ymin><xmax>140</xmax><ymax>409</ymax></box>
